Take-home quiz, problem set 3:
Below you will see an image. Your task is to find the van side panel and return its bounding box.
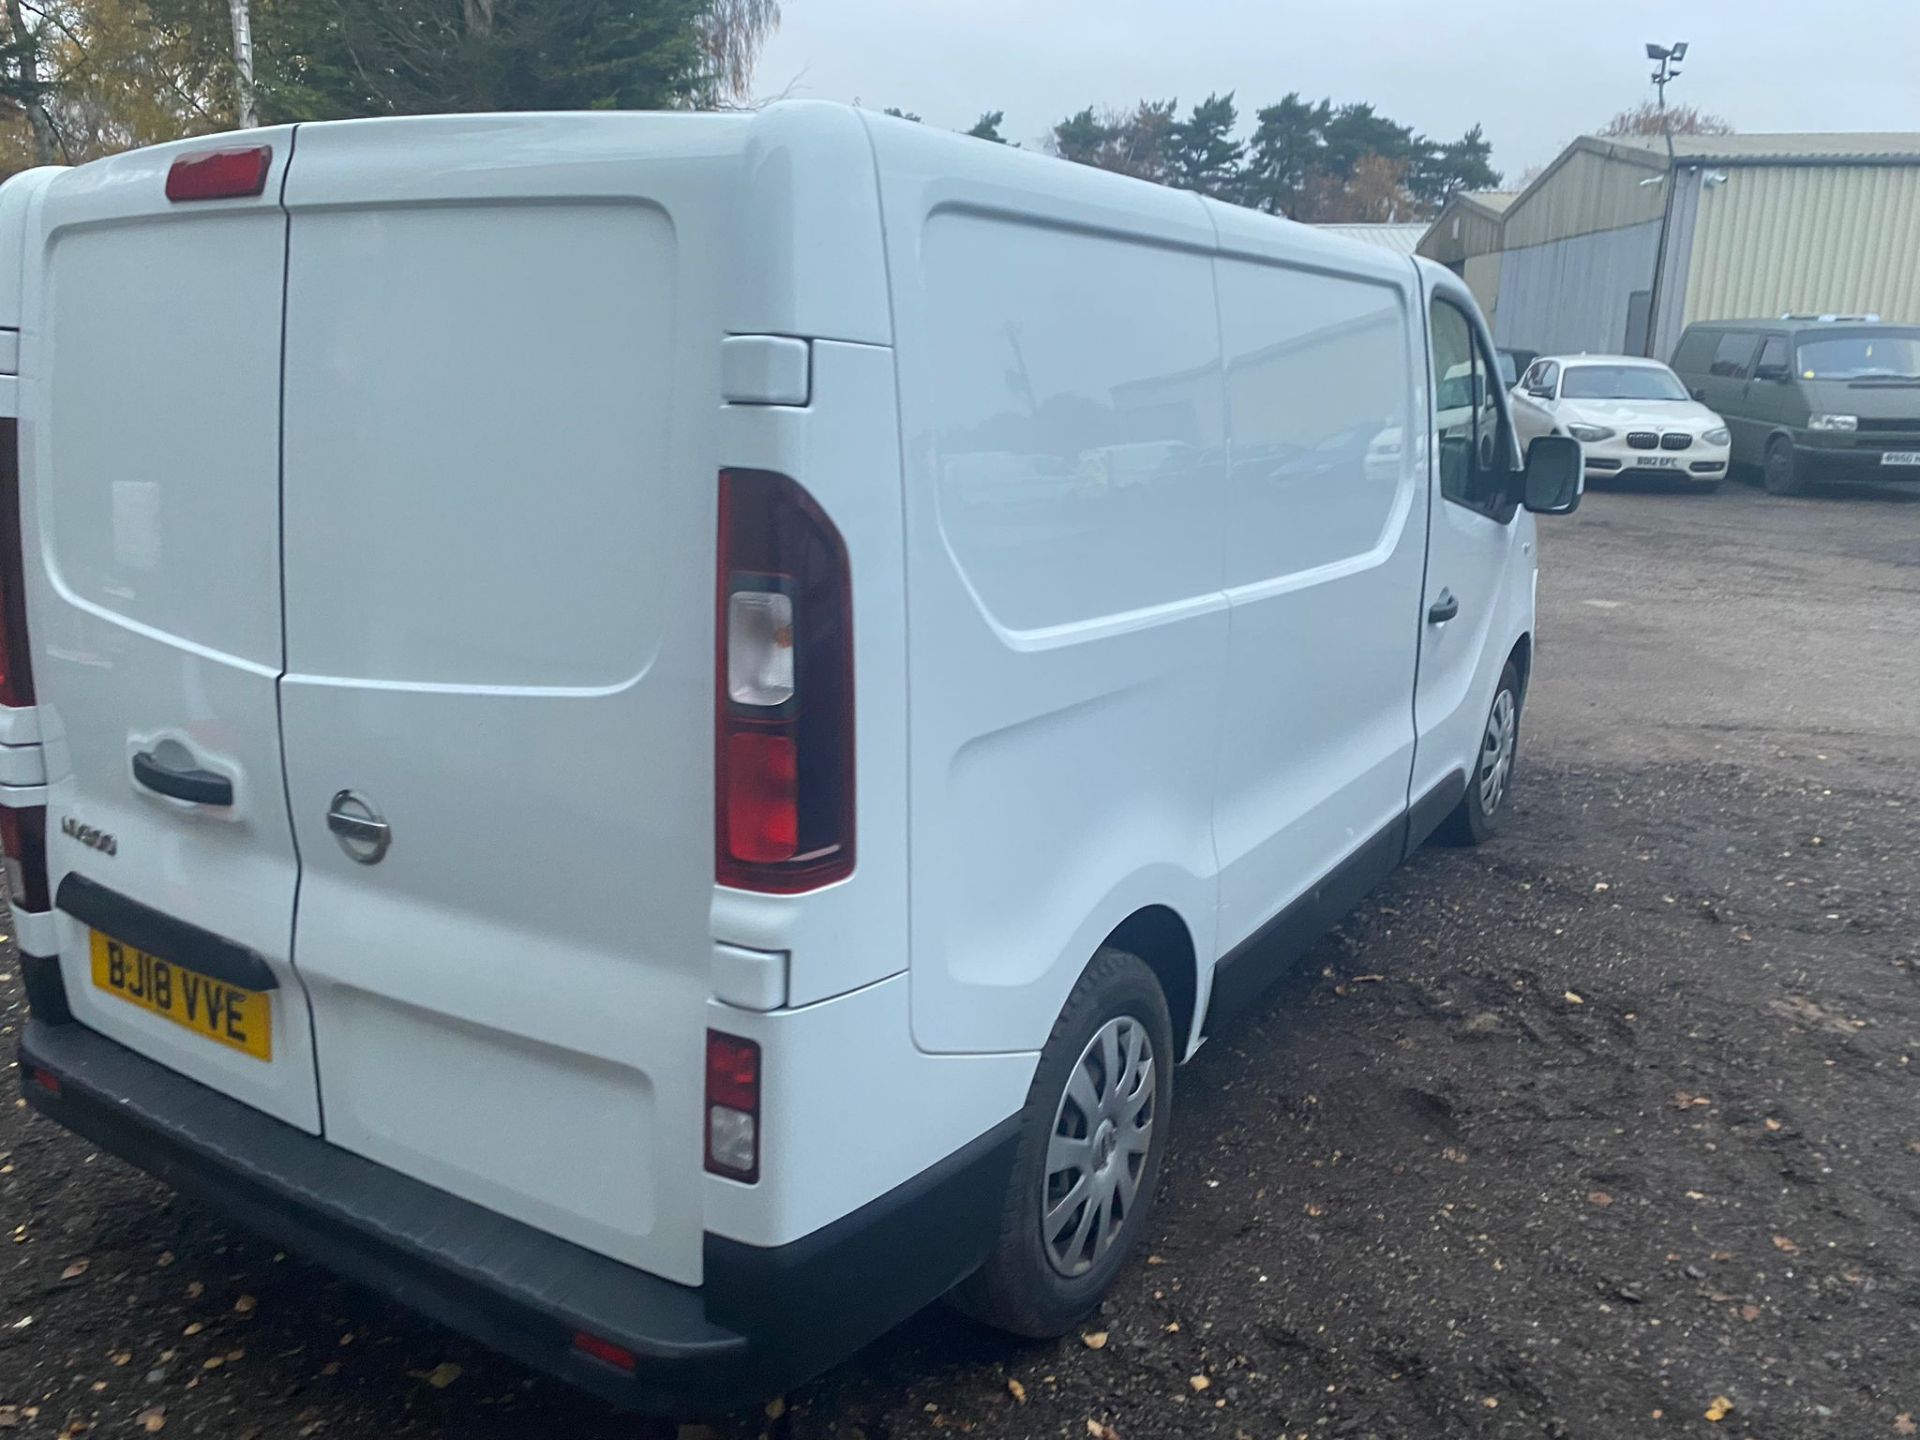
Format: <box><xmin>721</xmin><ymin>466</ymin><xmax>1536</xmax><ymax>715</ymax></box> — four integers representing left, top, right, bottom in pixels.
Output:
<box><xmin>1206</xmin><ymin>239</ymin><xmax>1427</xmax><ymax>955</ymax></box>
<box><xmin>865</xmin><ymin>121</ymin><xmax>1227</xmax><ymax>1057</ymax></box>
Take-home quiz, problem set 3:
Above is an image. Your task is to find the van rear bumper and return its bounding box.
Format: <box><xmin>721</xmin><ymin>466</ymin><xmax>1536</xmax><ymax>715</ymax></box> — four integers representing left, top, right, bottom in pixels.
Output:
<box><xmin>17</xmin><ymin>1014</ymin><xmax>1019</xmax><ymax>1415</ymax></box>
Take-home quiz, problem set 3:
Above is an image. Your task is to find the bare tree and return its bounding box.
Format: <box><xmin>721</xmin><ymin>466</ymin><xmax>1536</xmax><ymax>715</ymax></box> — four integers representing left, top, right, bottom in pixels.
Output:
<box><xmin>1600</xmin><ymin>102</ymin><xmax>1733</xmax><ymax>139</ymax></box>
<box><xmin>703</xmin><ymin>0</ymin><xmax>778</xmax><ymax>104</ymax></box>
<box><xmin>3</xmin><ymin>0</ymin><xmax>59</xmax><ymax>162</ymax></box>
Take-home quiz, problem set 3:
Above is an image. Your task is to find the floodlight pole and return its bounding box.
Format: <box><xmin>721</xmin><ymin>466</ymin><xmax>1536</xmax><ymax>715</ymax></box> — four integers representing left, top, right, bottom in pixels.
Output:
<box><xmin>228</xmin><ymin>0</ymin><xmax>259</xmax><ymax>128</ymax></box>
<box><xmin>1642</xmin><ymin>42</ymin><xmax>1688</xmax><ymax>357</ymax></box>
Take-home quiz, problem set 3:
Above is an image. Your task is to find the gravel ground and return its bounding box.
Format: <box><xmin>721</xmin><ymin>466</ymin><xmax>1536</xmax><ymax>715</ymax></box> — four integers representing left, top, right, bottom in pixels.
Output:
<box><xmin>4</xmin><ymin>475</ymin><xmax>1919</xmax><ymax>1439</ymax></box>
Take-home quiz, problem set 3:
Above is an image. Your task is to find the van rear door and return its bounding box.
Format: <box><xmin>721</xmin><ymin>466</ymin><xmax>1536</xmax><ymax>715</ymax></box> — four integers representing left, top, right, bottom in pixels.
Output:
<box><xmin>19</xmin><ymin>133</ymin><xmax>323</xmax><ymax>1132</ymax></box>
<box><xmin>274</xmin><ymin>116</ymin><xmax>729</xmax><ymax>1284</ymax></box>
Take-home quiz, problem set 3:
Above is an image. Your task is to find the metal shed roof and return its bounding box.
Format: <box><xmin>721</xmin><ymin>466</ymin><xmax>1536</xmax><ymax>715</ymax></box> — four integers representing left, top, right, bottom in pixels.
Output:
<box><xmin>1597</xmin><ymin>132</ymin><xmax>1920</xmax><ymax>165</ymax></box>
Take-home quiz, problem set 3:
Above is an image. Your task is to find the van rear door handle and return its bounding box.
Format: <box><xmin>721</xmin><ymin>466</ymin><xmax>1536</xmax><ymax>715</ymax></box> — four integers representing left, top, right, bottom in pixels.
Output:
<box><xmin>132</xmin><ymin>750</ymin><xmax>233</xmax><ymax>806</ymax></box>
<box><xmin>1427</xmin><ymin>590</ymin><xmax>1459</xmax><ymax>624</ymax></box>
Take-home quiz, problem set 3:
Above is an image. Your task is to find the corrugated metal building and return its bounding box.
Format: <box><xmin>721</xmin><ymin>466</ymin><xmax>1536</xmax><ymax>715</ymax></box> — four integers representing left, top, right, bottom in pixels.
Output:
<box><xmin>1308</xmin><ymin>222</ymin><xmax>1429</xmax><ymax>256</ymax></box>
<box><xmin>1419</xmin><ymin>133</ymin><xmax>1920</xmax><ymax>360</ymax></box>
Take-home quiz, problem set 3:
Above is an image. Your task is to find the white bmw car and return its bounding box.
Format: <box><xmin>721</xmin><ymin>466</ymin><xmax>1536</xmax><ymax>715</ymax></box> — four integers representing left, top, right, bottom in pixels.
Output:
<box><xmin>1510</xmin><ymin>355</ymin><xmax>1732</xmax><ymax>490</ymax></box>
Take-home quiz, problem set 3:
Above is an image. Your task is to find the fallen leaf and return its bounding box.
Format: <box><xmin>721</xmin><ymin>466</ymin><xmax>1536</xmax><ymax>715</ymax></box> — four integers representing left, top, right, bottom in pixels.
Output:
<box><xmin>1564</xmin><ymin>991</ymin><xmax>1585</xmax><ymax>1005</ymax></box>
<box><xmin>1482</xmin><ymin>1396</ymin><xmax>1499</xmax><ymax>1408</ymax></box>
<box><xmin>1772</xmin><ymin>1235</ymin><xmax>1800</xmax><ymax>1254</ymax></box>
<box><xmin>1764</xmin><ymin>1118</ymin><xmax>1783</xmax><ymax>1132</ymax></box>
<box><xmin>1304</xmin><ymin>1202</ymin><xmax>1325</xmax><ymax>1217</ymax></box>
<box><xmin>1706</xmin><ymin>1395</ymin><xmax>1734</xmax><ymax>1422</ymax></box>
<box><xmin>420</xmin><ymin>1361</ymin><xmax>461</xmax><ymax>1389</ymax></box>
<box><xmin>1145</xmin><ymin>1254</ymin><xmax>1166</xmax><ymax>1266</ymax></box>
<box><xmin>201</xmin><ymin>1357</ymin><xmax>224</xmax><ymax>1372</ymax></box>
<box><xmin>1894</xmin><ymin>1414</ymin><xmax>1916</xmax><ymax>1436</ymax></box>
<box><xmin>232</xmin><ymin>1295</ymin><xmax>256</xmax><ymax>1316</ymax></box>
<box><xmin>60</xmin><ymin>1260</ymin><xmax>89</xmax><ymax>1281</ymax></box>
<box><xmin>1165</xmin><ymin>1321</ymin><xmax>1181</xmax><ymax>1333</ymax></box>
<box><xmin>764</xmin><ymin>1397</ymin><xmax>786</xmax><ymax>1421</ymax></box>
<box><xmin>1739</xmin><ymin>1305</ymin><xmax>1760</xmax><ymax>1322</ymax></box>
<box><xmin>137</xmin><ymin>1407</ymin><xmax>166</xmax><ymax>1435</ymax></box>
<box><xmin>1587</xmin><ymin>1191</ymin><xmax>1614</xmax><ymax>1208</ymax></box>
<box><xmin>182</xmin><ymin>1322</ymin><xmax>203</xmax><ymax>1337</ymax></box>
<box><xmin>1685</xmin><ymin>1190</ymin><xmax>1707</xmax><ymax>1201</ymax></box>
<box><xmin>1189</xmin><ymin>1374</ymin><xmax>1212</xmax><ymax>1392</ymax></box>
<box><xmin>1007</xmin><ymin>1379</ymin><xmax>1026</xmax><ymax>1404</ymax></box>
<box><xmin>1085</xmin><ymin>1421</ymin><xmax>1120</xmax><ymax>1440</ymax></box>
<box><xmin>0</xmin><ymin>1408</ymin><xmax>16</xmax><ymax>1429</ymax></box>
<box><xmin>155</xmin><ymin>1252</ymin><xmax>175</xmax><ymax>1268</ymax></box>
<box><xmin>185</xmin><ymin>1282</ymin><xmax>204</xmax><ymax>1300</ymax></box>
<box><xmin>110</xmin><ymin>1353</ymin><xmax>131</xmax><ymax>1367</ymax></box>
<box><xmin>1594</xmin><ymin>882</ymin><xmax>1611</xmax><ymax>892</ymax></box>
<box><xmin>1440</xmin><ymin>1147</ymin><xmax>1468</xmax><ymax>1165</ymax></box>
<box><xmin>1081</xmin><ymin>1331</ymin><xmax>1108</xmax><ymax>1350</ymax></box>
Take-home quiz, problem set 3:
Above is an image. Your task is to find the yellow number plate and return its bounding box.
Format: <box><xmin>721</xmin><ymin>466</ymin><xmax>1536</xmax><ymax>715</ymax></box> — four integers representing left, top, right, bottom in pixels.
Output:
<box><xmin>89</xmin><ymin>930</ymin><xmax>272</xmax><ymax>1061</ymax></box>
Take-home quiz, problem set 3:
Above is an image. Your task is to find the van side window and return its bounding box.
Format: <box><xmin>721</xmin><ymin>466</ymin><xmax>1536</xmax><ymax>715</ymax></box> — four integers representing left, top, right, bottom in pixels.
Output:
<box><xmin>1429</xmin><ymin>299</ymin><xmax>1509</xmax><ymax>516</ymax></box>
<box><xmin>1710</xmin><ymin>332</ymin><xmax>1759</xmax><ymax>379</ymax></box>
<box><xmin>1671</xmin><ymin>327</ymin><xmax>1713</xmax><ymax>375</ymax></box>
<box><xmin>1757</xmin><ymin>335</ymin><xmax>1789</xmax><ymax>376</ymax></box>
<box><xmin>1217</xmin><ymin>258</ymin><xmax>1415</xmax><ymax>584</ymax></box>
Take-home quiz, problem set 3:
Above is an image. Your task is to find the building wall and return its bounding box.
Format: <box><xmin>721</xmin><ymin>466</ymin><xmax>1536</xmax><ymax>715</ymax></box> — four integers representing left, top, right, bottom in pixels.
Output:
<box><xmin>1501</xmin><ymin>144</ymin><xmax>1666</xmax><ymax>249</ymax></box>
<box><xmin>1464</xmin><ymin>252</ymin><xmax>1502</xmax><ymax>323</ymax></box>
<box><xmin>1492</xmin><ymin>219</ymin><xmax>1661</xmax><ymax>355</ymax></box>
<box><xmin>1684</xmin><ymin>164</ymin><xmax>1920</xmax><ymax>326</ymax></box>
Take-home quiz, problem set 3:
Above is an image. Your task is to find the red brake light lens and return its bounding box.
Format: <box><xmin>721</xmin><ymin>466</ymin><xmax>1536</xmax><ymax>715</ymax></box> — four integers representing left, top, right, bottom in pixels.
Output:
<box><xmin>165</xmin><ymin>146</ymin><xmax>273</xmax><ymax>203</ymax></box>
<box><xmin>705</xmin><ymin>1030</ymin><xmax>761</xmax><ymax>1183</ymax></box>
<box><xmin>0</xmin><ymin>418</ymin><xmax>33</xmax><ymax>707</ymax></box>
<box><xmin>0</xmin><ymin>804</ymin><xmax>49</xmax><ymax>912</ymax></box>
<box><xmin>571</xmin><ymin>1331</ymin><xmax>638</xmax><ymax>1374</ymax></box>
<box><xmin>715</xmin><ymin>470</ymin><xmax>854</xmax><ymax>892</ymax></box>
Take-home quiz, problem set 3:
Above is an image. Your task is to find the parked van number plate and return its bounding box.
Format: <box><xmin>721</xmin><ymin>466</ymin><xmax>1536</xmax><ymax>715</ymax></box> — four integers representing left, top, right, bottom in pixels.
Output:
<box><xmin>1882</xmin><ymin>451</ymin><xmax>1920</xmax><ymax>466</ymax></box>
<box><xmin>89</xmin><ymin>930</ymin><xmax>272</xmax><ymax>1061</ymax></box>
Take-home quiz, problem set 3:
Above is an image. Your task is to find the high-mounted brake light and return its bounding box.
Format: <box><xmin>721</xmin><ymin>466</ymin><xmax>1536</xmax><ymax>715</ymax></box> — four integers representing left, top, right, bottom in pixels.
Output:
<box><xmin>715</xmin><ymin>470</ymin><xmax>854</xmax><ymax>892</ymax></box>
<box><xmin>165</xmin><ymin>145</ymin><xmax>273</xmax><ymax>203</ymax></box>
<box><xmin>0</xmin><ymin>419</ymin><xmax>33</xmax><ymax>708</ymax></box>
<box><xmin>704</xmin><ymin>1030</ymin><xmax>762</xmax><ymax>1182</ymax></box>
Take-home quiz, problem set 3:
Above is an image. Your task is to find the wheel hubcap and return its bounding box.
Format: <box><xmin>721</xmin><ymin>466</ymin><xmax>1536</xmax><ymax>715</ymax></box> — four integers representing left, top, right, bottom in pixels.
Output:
<box><xmin>1479</xmin><ymin>688</ymin><xmax>1517</xmax><ymax>815</ymax></box>
<box><xmin>1042</xmin><ymin>1016</ymin><xmax>1156</xmax><ymax>1278</ymax></box>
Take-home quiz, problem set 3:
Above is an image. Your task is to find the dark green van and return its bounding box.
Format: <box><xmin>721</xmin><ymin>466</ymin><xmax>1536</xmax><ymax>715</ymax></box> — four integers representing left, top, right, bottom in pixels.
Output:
<box><xmin>1669</xmin><ymin>316</ymin><xmax>1920</xmax><ymax>495</ymax></box>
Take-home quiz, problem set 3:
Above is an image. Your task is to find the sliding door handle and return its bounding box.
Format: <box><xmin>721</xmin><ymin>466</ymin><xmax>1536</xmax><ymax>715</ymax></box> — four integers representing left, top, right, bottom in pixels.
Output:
<box><xmin>1427</xmin><ymin>590</ymin><xmax>1460</xmax><ymax>625</ymax></box>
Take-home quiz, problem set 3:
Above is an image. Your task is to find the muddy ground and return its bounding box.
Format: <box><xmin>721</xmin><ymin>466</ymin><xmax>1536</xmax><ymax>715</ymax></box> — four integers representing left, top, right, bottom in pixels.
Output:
<box><xmin>4</xmin><ymin>475</ymin><xmax>1919</xmax><ymax>1439</ymax></box>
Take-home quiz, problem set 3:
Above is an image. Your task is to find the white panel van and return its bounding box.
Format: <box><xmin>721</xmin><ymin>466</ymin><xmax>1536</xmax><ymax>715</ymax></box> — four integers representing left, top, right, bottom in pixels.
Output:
<box><xmin>2</xmin><ymin>104</ymin><xmax>1580</xmax><ymax>1411</ymax></box>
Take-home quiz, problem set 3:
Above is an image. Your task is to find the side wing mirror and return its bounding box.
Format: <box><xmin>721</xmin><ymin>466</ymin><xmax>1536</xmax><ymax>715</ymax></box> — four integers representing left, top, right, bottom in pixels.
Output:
<box><xmin>1520</xmin><ymin>434</ymin><xmax>1581</xmax><ymax>515</ymax></box>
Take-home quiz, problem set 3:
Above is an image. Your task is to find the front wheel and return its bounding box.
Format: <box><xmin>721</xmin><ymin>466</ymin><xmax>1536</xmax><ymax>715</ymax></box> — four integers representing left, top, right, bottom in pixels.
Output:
<box><xmin>1763</xmin><ymin>436</ymin><xmax>1810</xmax><ymax>496</ymax></box>
<box><xmin>949</xmin><ymin>948</ymin><xmax>1174</xmax><ymax>1338</ymax></box>
<box><xmin>1438</xmin><ymin>660</ymin><xmax>1521</xmax><ymax>846</ymax></box>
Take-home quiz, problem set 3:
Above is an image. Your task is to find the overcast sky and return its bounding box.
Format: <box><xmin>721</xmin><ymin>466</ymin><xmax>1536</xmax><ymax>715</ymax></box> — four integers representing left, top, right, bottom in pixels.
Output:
<box><xmin>754</xmin><ymin>0</ymin><xmax>1920</xmax><ymax>182</ymax></box>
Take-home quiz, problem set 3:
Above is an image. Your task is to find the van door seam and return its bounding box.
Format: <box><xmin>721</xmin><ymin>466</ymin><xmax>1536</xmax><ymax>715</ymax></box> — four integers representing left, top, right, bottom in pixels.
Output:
<box><xmin>271</xmin><ymin>123</ymin><xmax>325</xmax><ymax>1133</ymax></box>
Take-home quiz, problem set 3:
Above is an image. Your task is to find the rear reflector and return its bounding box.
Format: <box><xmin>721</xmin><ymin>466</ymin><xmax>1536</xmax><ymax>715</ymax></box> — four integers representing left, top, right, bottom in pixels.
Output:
<box><xmin>0</xmin><ymin>418</ymin><xmax>32</xmax><ymax>707</ymax></box>
<box><xmin>166</xmin><ymin>146</ymin><xmax>273</xmax><ymax>202</ymax></box>
<box><xmin>705</xmin><ymin>1030</ymin><xmax>761</xmax><ymax>1183</ymax></box>
<box><xmin>570</xmin><ymin>1330</ymin><xmax>638</xmax><ymax>1374</ymax></box>
<box><xmin>0</xmin><ymin>804</ymin><xmax>48</xmax><ymax>912</ymax></box>
<box><xmin>715</xmin><ymin>470</ymin><xmax>854</xmax><ymax>892</ymax></box>
<box><xmin>29</xmin><ymin>1066</ymin><xmax>60</xmax><ymax>1097</ymax></box>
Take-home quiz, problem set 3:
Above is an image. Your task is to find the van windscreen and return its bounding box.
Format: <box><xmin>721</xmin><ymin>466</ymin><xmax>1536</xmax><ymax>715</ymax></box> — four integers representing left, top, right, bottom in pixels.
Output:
<box><xmin>1796</xmin><ymin>331</ymin><xmax>1920</xmax><ymax>381</ymax></box>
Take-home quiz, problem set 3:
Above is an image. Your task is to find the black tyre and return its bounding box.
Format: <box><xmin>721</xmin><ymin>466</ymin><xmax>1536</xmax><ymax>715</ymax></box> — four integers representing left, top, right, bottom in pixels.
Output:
<box><xmin>1438</xmin><ymin>660</ymin><xmax>1521</xmax><ymax>846</ymax></box>
<box><xmin>950</xmin><ymin>948</ymin><xmax>1174</xmax><ymax>1338</ymax></box>
<box><xmin>1763</xmin><ymin>436</ymin><xmax>1809</xmax><ymax>496</ymax></box>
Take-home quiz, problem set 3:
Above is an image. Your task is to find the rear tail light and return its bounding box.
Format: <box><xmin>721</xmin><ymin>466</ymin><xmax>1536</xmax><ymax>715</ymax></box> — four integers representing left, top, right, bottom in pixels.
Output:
<box><xmin>0</xmin><ymin>804</ymin><xmax>48</xmax><ymax>912</ymax></box>
<box><xmin>715</xmin><ymin>470</ymin><xmax>853</xmax><ymax>892</ymax></box>
<box><xmin>165</xmin><ymin>145</ymin><xmax>273</xmax><ymax>203</ymax></box>
<box><xmin>0</xmin><ymin>418</ymin><xmax>34</xmax><ymax>707</ymax></box>
<box><xmin>704</xmin><ymin>1030</ymin><xmax>761</xmax><ymax>1183</ymax></box>
<box><xmin>570</xmin><ymin>1330</ymin><xmax>638</xmax><ymax>1374</ymax></box>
